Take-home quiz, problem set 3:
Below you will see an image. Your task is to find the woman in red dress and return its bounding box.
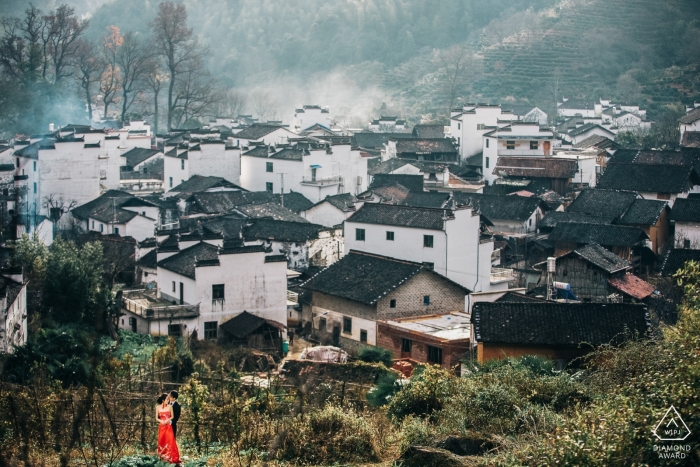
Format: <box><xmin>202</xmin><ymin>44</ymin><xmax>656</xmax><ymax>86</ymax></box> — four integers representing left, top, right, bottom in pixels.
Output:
<box><xmin>156</xmin><ymin>393</ymin><xmax>180</xmax><ymax>464</ymax></box>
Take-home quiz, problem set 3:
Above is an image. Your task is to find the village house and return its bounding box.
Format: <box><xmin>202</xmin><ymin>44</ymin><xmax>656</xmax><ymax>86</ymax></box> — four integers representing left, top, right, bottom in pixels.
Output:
<box><xmin>669</xmin><ymin>197</ymin><xmax>700</xmax><ymax>248</ymax></box>
<box><xmin>120</xmin><ymin>240</ymin><xmax>287</xmax><ymax>340</ymax></box>
<box><xmin>294</xmin><ymin>105</ymin><xmax>332</xmax><ymax>133</ymax></box>
<box><xmin>450</xmin><ymin>104</ymin><xmax>519</xmax><ymax>161</ymax></box>
<box><xmin>548</xmin><ymin>222</ymin><xmax>649</xmax><ymax>262</ymax></box>
<box><xmin>165</xmin><ymin>175</ymin><xmax>245</xmax><ymax>200</ymax></box>
<box><xmin>163</xmin><ymin>139</ymin><xmax>241</xmax><ymax>188</ymax></box>
<box><xmin>232</xmin><ymin>123</ymin><xmax>297</xmax><ymax>147</ymax></box>
<box><xmin>679</xmin><ymin>107</ymin><xmax>700</xmax><ymax>145</ymax></box>
<box><xmin>617</xmin><ymin>199</ymin><xmax>670</xmax><ymax>255</ymax></box>
<box><xmin>383</xmin><ymin>138</ymin><xmax>459</xmax><ymax>163</ymax></box>
<box><xmin>470</xmin><ymin>302</ymin><xmax>650</xmax><ymax>366</ymax></box>
<box><xmin>376</xmin><ymin>312</ymin><xmax>471</xmax><ymax>370</ymax></box>
<box><xmin>535</xmin><ymin>243</ymin><xmax>654</xmax><ymax>303</ymax></box>
<box><xmin>412</xmin><ymin>124</ymin><xmax>447</xmax><ymax>139</ymax></box>
<box><xmin>369</xmin><ymin>116</ymin><xmax>407</xmax><ymax>133</ymax></box>
<box><xmin>482</xmin><ymin>122</ymin><xmax>556</xmax><ymax>185</ymax></box>
<box><xmin>352</xmin><ymin>132</ymin><xmax>414</xmax><ymax>158</ymax></box>
<box><xmin>557</xmin><ymin>99</ymin><xmax>596</xmax><ymax>118</ymax></box>
<box><xmin>660</xmin><ymin>248</ymin><xmax>700</xmax><ymax>277</ymax></box>
<box><xmin>505</xmin><ymin>106</ymin><xmax>549</xmax><ymax>126</ymax></box>
<box><xmin>597</xmin><ymin>163</ymin><xmax>700</xmax><ymax>207</ymax></box>
<box><xmin>490</xmin><ymin>156</ymin><xmax>579</xmax><ymax>195</ymax></box>
<box><xmin>301</xmin><ymin>250</ymin><xmax>470</xmax><ymax>352</ymax></box>
<box><xmin>452</xmin><ymin>193</ymin><xmax>549</xmax><ymax>234</ymax></box>
<box><xmin>564</xmin><ymin>123</ymin><xmax>617</xmax><ymax>145</ymax></box>
<box><xmin>0</xmin><ymin>270</ymin><xmax>27</xmax><ymax>354</ymax></box>
<box><xmin>343</xmin><ymin>203</ymin><xmax>507</xmax><ymax>292</ymax></box>
<box><xmin>369</xmin><ymin>159</ymin><xmax>484</xmax><ymax>193</ymax></box>
<box><xmin>301</xmin><ymin>193</ymin><xmax>360</xmax><ymax>227</ymax></box>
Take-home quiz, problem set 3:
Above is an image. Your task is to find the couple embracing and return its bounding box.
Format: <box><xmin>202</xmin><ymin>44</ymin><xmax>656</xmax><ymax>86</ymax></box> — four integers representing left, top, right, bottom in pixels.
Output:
<box><xmin>156</xmin><ymin>390</ymin><xmax>181</xmax><ymax>464</ymax></box>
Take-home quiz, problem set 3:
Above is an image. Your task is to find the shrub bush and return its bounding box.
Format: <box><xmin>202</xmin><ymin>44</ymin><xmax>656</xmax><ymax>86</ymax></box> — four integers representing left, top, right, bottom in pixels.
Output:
<box><xmin>358</xmin><ymin>346</ymin><xmax>393</xmax><ymax>367</ymax></box>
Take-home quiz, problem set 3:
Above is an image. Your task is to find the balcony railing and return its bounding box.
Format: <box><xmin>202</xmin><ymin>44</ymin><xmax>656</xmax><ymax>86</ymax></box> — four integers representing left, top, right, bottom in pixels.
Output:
<box><xmin>121</xmin><ymin>289</ymin><xmax>199</xmax><ymax>320</ymax></box>
<box><xmin>490</xmin><ymin>268</ymin><xmax>514</xmax><ymax>284</ymax></box>
<box><xmin>301</xmin><ymin>176</ymin><xmax>341</xmax><ymax>186</ymax></box>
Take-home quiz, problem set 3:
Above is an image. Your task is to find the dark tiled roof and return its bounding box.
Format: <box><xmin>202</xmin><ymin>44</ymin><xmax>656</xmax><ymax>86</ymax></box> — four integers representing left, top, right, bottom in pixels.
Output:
<box><xmin>471</xmin><ymin>302</ymin><xmax>650</xmax><ymax>346</ymax></box>
<box><xmin>548</xmin><ymin>222</ymin><xmax>647</xmax><ymax>247</ymax></box>
<box><xmin>171</xmin><ymin>175</ymin><xmax>244</xmax><ymax>194</ymax></box>
<box><xmin>347</xmin><ymin>203</ymin><xmax>449</xmax><ymax>230</ymax></box>
<box><xmin>157</xmin><ymin>242</ymin><xmax>219</xmax><ymax>279</ymax></box>
<box><xmin>189</xmin><ymin>191</ymin><xmax>274</xmax><ymax>214</ymax></box>
<box><xmin>201</xmin><ymin>216</ymin><xmax>247</xmax><ymax>239</ymax></box>
<box><xmin>493</xmin><ymin>157</ymin><xmax>577</xmax><ymax>179</ymax></box>
<box><xmin>136</xmin><ymin>249</ymin><xmax>158</xmax><ymax>269</ymax></box>
<box><xmin>610</xmin><ymin>149</ymin><xmax>699</xmax><ymax>166</ymax></box>
<box><xmin>237</xmin><ymin>202</ymin><xmax>309</xmax><ymax>223</ymax></box>
<box><xmin>539</xmin><ymin>211</ymin><xmax>614</xmax><ymax>230</ymax></box>
<box><xmin>370</xmin><ymin>174</ymin><xmax>424</xmax><ymax>192</ymax></box>
<box><xmin>568</xmin><ymin>123</ymin><xmax>614</xmax><ymax>137</ymax></box>
<box><xmin>72</xmin><ymin>190</ymin><xmax>138</xmax><ymax>224</ymax></box>
<box><xmin>660</xmin><ymin>249</ymin><xmax>700</xmax><ymax>276</ymax></box>
<box><xmin>367</xmin><ymin>158</ymin><xmax>413</xmax><ymax>175</ymax></box>
<box><xmin>607</xmin><ymin>273</ymin><xmax>655</xmax><ymax>300</ymax></box>
<box><xmin>679</xmin><ymin>108</ymin><xmax>700</xmax><ymax>124</ymax></box>
<box><xmin>122</xmin><ymin>148</ymin><xmax>160</xmax><ymax>168</ymax></box>
<box><xmin>395</xmin><ymin>138</ymin><xmax>457</xmax><ymax>155</ymax></box>
<box><xmin>314</xmin><ymin>193</ymin><xmax>357</xmax><ymax>211</ymax></box>
<box><xmin>568</xmin><ymin>189</ymin><xmax>638</xmax><ymax>219</ymax></box>
<box><xmin>272</xmin><ymin>191</ymin><xmax>314</xmax><ymax>213</ymax></box>
<box><xmin>363</xmin><ymin>183</ymin><xmax>411</xmax><ymax>204</ymax></box>
<box><xmin>453</xmin><ymin>193</ymin><xmax>544</xmax><ymax>221</ymax></box>
<box><xmin>0</xmin><ymin>275</ymin><xmax>24</xmax><ymax>311</ymax></box>
<box><xmin>681</xmin><ymin>131</ymin><xmax>700</xmax><ymax>148</ymax></box>
<box><xmin>495</xmin><ymin>292</ymin><xmax>547</xmax><ymax>303</ymax></box>
<box><xmin>669</xmin><ymin>197</ymin><xmax>700</xmax><ymax>222</ymax></box>
<box><xmin>234</xmin><ymin>124</ymin><xmax>286</xmax><ymax>140</ymax></box>
<box><xmin>597</xmin><ymin>163</ymin><xmax>699</xmax><ymax>194</ymax></box>
<box><xmin>568</xmin><ymin>243</ymin><xmax>631</xmax><ymax>273</ymax></box>
<box><xmin>412</xmin><ymin>124</ymin><xmax>445</xmax><ymax>139</ymax></box>
<box><xmin>464</xmin><ymin>152</ymin><xmax>483</xmax><ymax>167</ymax></box>
<box><xmin>618</xmin><ymin>199</ymin><xmax>667</xmax><ymax>226</ymax></box>
<box><xmin>302</xmin><ymin>250</ymin><xmax>468</xmax><ymax>305</ymax></box>
<box><xmin>558</xmin><ymin>99</ymin><xmax>594</xmax><ymax>110</ymax></box>
<box><xmin>244</xmin><ymin>219</ymin><xmax>327</xmax><ymax>243</ymax></box>
<box><xmin>352</xmin><ymin>132</ymin><xmax>414</xmax><ymax>149</ymax></box>
<box><xmin>401</xmin><ymin>192</ymin><xmax>452</xmax><ymax>209</ymax></box>
<box><xmin>220</xmin><ymin>311</ymin><xmax>285</xmax><ymax>338</ymax></box>
<box><xmin>573</xmin><ymin>134</ymin><xmax>618</xmax><ymax>150</ymax></box>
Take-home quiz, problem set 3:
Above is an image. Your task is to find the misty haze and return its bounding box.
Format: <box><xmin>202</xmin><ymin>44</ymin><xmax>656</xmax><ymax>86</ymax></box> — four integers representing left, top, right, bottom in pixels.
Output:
<box><xmin>0</xmin><ymin>0</ymin><xmax>698</xmax><ymax>466</ymax></box>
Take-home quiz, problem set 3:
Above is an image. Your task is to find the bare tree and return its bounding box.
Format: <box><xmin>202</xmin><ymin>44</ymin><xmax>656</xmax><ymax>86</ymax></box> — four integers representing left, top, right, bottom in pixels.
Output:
<box><xmin>74</xmin><ymin>39</ymin><xmax>104</xmax><ymax>121</ymax></box>
<box><xmin>145</xmin><ymin>64</ymin><xmax>167</xmax><ymax>134</ymax></box>
<box><xmin>437</xmin><ymin>44</ymin><xmax>474</xmax><ymax>116</ymax></box>
<box><xmin>213</xmin><ymin>89</ymin><xmax>247</xmax><ymax>118</ymax></box>
<box><xmin>171</xmin><ymin>60</ymin><xmax>219</xmax><ymax>128</ymax></box>
<box><xmin>0</xmin><ymin>6</ymin><xmax>47</xmax><ymax>84</ymax></box>
<box><xmin>150</xmin><ymin>1</ymin><xmax>209</xmax><ymax>131</ymax></box>
<box><xmin>99</xmin><ymin>26</ymin><xmax>123</xmax><ymax>119</ymax></box>
<box><xmin>249</xmin><ymin>90</ymin><xmax>277</xmax><ymax>122</ymax></box>
<box><xmin>43</xmin><ymin>5</ymin><xmax>89</xmax><ymax>84</ymax></box>
<box><xmin>117</xmin><ymin>32</ymin><xmax>154</xmax><ymax>122</ymax></box>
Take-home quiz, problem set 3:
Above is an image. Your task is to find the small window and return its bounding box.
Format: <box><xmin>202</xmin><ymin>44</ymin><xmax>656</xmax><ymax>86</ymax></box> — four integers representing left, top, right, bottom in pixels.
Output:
<box><xmin>506</xmin><ymin>141</ymin><xmax>515</xmax><ymax>150</ymax></box>
<box><xmin>16</xmin><ymin>158</ymin><xmax>19</xmax><ymax>168</ymax></box>
<box><xmin>181</xmin><ymin>159</ymin><xmax>185</xmax><ymax>170</ymax></box>
<box><xmin>427</xmin><ymin>345</ymin><xmax>442</xmax><ymax>365</ymax></box>
<box><xmin>266</xmin><ymin>162</ymin><xmax>273</xmax><ymax>173</ymax></box>
<box><xmin>457</xmin><ymin>123</ymin><xmax>461</xmax><ymax>130</ymax></box>
<box><xmin>204</xmin><ymin>321</ymin><xmax>218</xmax><ymax>339</ymax></box>
<box><xmin>386</xmin><ymin>231</ymin><xmax>394</xmax><ymax>241</ymax></box>
<box><xmin>33</xmin><ymin>182</ymin><xmax>36</xmax><ymax>194</ymax></box>
<box><xmin>528</xmin><ymin>218</ymin><xmax>532</xmax><ymax>226</ymax></box>
<box><xmin>212</xmin><ymin>284</ymin><xmax>224</xmax><ymax>300</ymax></box>
<box><xmin>172</xmin><ymin>281</ymin><xmax>176</xmax><ymax>292</ymax></box>
<box><xmin>266</xmin><ymin>182</ymin><xmax>273</xmax><ymax>193</ymax></box>
<box><xmin>33</xmin><ymin>161</ymin><xmax>36</xmax><ymax>171</ymax></box>
<box><xmin>390</xmin><ymin>299</ymin><xmax>396</xmax><ymax>308</ymax></box>
<box><xmin>168</xmin><ymin>324</ymin><xmax>182</xmax><ymax>337</ymax></box>
<box><xmin>486</xmin><ymin>139</ymin><xmax>489</xmax><ymax>148</ymax></box>
<box><xmin>319</xmin><ymin>317</ymin><xmax>326</xmax><ymax>330</ymax></box>
<box><xmin>99</xmin><ymin>224</ymin><xmax>103</xmax><ymax>232</ymax></box>
<box><xmin>343</xmin><ymin>317</ymin><xmax>352</xmax><ymax>334</ymax></box>
<box><xmin>423</xmin><ymin>262</ymin><xmax>434</xmax><ymax>270</ymax></box>
<box><xmin>311</xmin><ymin>167</ymin><xmax>317</xmax><ymax>181</ymax></box>
<box><xmin>113</xmin><ymin>227</ymin><xmax>119</xmax><ymax>235</ymax></box>
<box><xmin>424</xmin><ymin>235</ymin><xmax>434</xmax><ymax>248</ymax></box>
<box><xmin>169</xmin><ymin>177</ymin><xmax>173</xmax><ymax>188</ymax></box>
<box><xmin>360</xmin><ymin>330</ymin><xmax>367</xmax><ymax>343</ymax></box>
<box><xmin>423</xmin><ymin>295</ymin><xmax>430</xmax><ymax>306</ymax></box>
<box><xmin>401</xmin><ymin>338</ymin><xmax>412</xmax><ymax>353</ymax></box>
<box><xmin>91</xmin><ymin>221</ymin><xmax>94</xmax><ymax>229</ymax></box>
<box><xmin>477</xmin><ymin>123</ymin><xmax>485</xmax><ymax>130</ymax></box>
<box><xmin>530</xmin><ymin>141</ymin><xmax>539</xmax><ymax>150</ymax></box>
<box><xmin>485</xmin><ymin>157</ymin><xmax>489</xmax><ymax>168</ymax></box>
<box><xmin>684</xmin><ymin>239</ymin><xmax>691</xmax><ymax>248</ymax></box>
<box><xmin>356</xmin><ymin>228</ymin><xmax>365</xmax><ymax>241</ymax></box>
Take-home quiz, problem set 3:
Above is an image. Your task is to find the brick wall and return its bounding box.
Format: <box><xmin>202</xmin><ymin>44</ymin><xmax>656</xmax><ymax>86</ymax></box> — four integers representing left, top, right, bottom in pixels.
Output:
<box><xmin>312</xmin><ymin>291</ymin><xmax>377</xmax><ymax>320</ymax></box>
<box><xmin>376</xmin><ymin>270</ymin><xmax>466</xmax><ymax>319</ymax></box>
<box><xmin>377</xmin><ymin>321</ymin><xmax>470</xmax><ymax>370</ymax></box>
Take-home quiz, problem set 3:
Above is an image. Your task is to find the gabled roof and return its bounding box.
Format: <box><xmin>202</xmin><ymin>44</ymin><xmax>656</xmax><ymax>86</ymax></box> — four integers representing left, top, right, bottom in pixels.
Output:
<box><xmin>394</xmin><ymin>138</ymin><xmax>457</xmax><ymax>154</ymax></box>
<box><xmin>679</xmin><ymin>107</ymin><xmax>700</xmax><ymax>124</ymax></box>
<box><xmin>412</xmin><ymin>124</ymin><xmax>445</xmax><ymax>139</ymax></box>
<box><xmin>495</xmin><ymin>291</ymin><xmax>547</xmax><ymax>303</ymax></box>
<box><xmin>189</xmin><ymin>191</ymin><xmax>274</xmax><ymax>214</ymax></box>
<box><xmin>347</xmin><ymin>203</ymin><xmax>449</xmax><ymax>230</ymax></box>
<box><xmin>157</xmin><ymin>241</ymin><xmax>219</xmax><ymax>279</ymax></box>
<box><xmin>367</xmin><ymin>158</ymin><xmax>414</xmax><ymax>175</ymax></box>
<box><xmin>271</xmin><ymin>191</ymin><xmax>314</xmax><ymax>213</ymax></box>
<box><xmin>453</xmin><ymin>193</ymin><xmax>545</xmax><ymax>221</ymax></box>
<box><xmin>352</xmin><ymin>132</ymin><xmax>414</xmax><ymax>149</ymax></box>
<box><xmin>471</xmin><ymin>302</ymin><xmax>650</xmax><ymax>346</ymax></box>
<box><xmin>681</xmin><ymin>131</ymin><xmax>700</xmax><ymax>148</ymax></box>
<box><xmin>611</xmin><ymin>149</ymin><xmax>700</xmax><ymax>167</ymax></box>
<box><xmin>302</xmin><ymin>250</ymin><xmax>469</xmax><ymax>306</ymax></box>
<box><xmin>669</xmin><ymin>197</ymin><xmax>700</xmax><ymax>222</ymax></box>
<box><xmin>0</xmin><ymin>275</ymin><xmax>24</xmax><ymax>311</ymax></box>
<box><xmin>548</xmin><ymin>222</ymin><xmax>648</xmax><ymax>247</ymax></box>
<box><xmin>568</xmin><ymin>123</ymin><xmax>616</xmax><ymax>138</ymax></box>
<box><xmin>201</xmin><ymin>216</ymin><xmax>248</xmax><ymax>239</ymax></box>
<box><xmin>660</xmin><ymin>249</ymin><xmax>700</xmax><ymax>276</ymax></box>
<box><xmin>171</xmin><ymin>175</ymin><xmax>244</xmax><ymax>194</ymax></box>
<box><xmin>237</xmin><ymin>202</ymin><xmax>309</xmax><ymax>223</ymax></box>
<box><xmin>234</xmin><ymin>124</ymin><xmax>288</xmax><ymax>140</ymax></box>
<box><xmin>361</xmin><ymin>183</ymin><xmax>411</xmax><ymax>204</ymax></box>
<box><xmin>565</xmin><ymin>243</ymin><xmax>632</xmax><ymax>273</ymax></box>
<box><xmin>572</xmin><ymin>134</ymin><xmax>618</xmax><ymax>150</ymax></box>
<box><xmin>568</xmin><ymin>189</ymin><xmax>638</xmax><ymax>219</ymax></box>
<box><xmin>370</xmin><ymin>174</ymin><xmax>424</xmax><ymax>192</ymax></box>
<box><xmin>538</xmin><ymin>211</ymin><xmax>614</xmax><ymax>230</ymax></box>
<box><xmin>618</xmin><ymin>199</ymin><xmax>667</xmax><ymax>226</ymax></box>
<box><xmin>493</xmin><ymin>157</ymin><xmax>577</xmax><ymax>179</ymax></box>
<box><xmin>597</xmin><ymin>163</ymin><xmax>699</xmax><ymax>194</ymax></box>
<box><xmin>244</xmin><ymin>219</ymin><xmax>327</xmax><ymax>243</ymax></box>
<box><xmin>220</xmin><ymin>311</ymin><xmax>285</xmax><ymax>338</ymax></box>
<box><xmin>122</xmin><ymin>147</ymin><xmax>160</xmax><ymax>168</ymax></box>
<box><xmin>72</xmin><ymin>190</ymin><xmax>139</xmax><ymax>224</ymax></box>
<box><xmin>401</xmin><ymin>192</ymin><xmax>452</xmax><ymax>209</ymax></box>
<box><xmin>312</xmin><ymin>193</ymin><xmax>357</xmax><ymax>212</ymax></box>
<box><xmin>607</xmin><ymin>273</ymin><xmax>655</xmax><ymax>300</ymax></box>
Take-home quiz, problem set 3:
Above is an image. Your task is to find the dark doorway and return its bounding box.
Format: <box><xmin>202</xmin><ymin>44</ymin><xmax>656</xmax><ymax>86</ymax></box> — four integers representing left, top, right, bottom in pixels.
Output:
<box><xmin>332</xmin><ymin>325</ymin><xmax>340</xmax><ymax>346</ymax></box>
<box><xmin>179</xmin><ymin>282</ymin><xmax>184</xmax><ymax>305</ymax></box>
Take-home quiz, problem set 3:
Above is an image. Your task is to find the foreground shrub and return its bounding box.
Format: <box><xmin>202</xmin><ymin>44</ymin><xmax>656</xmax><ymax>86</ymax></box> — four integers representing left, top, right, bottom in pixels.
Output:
<box><xmin>358</xmin><ymin>346</ymin><xmax>393</xmax><ymax>367</ymax></box>
<box><xmin>387</xmin><ymin>365</ymin><xmax>455</xmax><ymax>422</ymax></box>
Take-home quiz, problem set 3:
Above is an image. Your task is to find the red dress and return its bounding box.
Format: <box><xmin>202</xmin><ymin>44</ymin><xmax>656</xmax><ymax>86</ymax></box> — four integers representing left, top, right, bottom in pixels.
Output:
<box><xmin>157</xmin><ymin>405</ymin><xmax>180</xmax><ymax>464</ymax></box>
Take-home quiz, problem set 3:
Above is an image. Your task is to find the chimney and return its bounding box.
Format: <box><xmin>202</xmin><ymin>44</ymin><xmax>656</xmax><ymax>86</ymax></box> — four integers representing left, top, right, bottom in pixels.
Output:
<box><xmin>49</xmin><ymin>123</ymin><xmax>55</xmax><ymax>132</ymax></box>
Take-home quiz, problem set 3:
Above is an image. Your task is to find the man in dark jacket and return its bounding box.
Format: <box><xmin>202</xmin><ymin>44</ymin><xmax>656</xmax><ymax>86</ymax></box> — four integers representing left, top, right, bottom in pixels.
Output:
<box><xmin>169</xmin><ymin>390</ymin><xmax>181</xmax><ymax>438</ymax></box>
